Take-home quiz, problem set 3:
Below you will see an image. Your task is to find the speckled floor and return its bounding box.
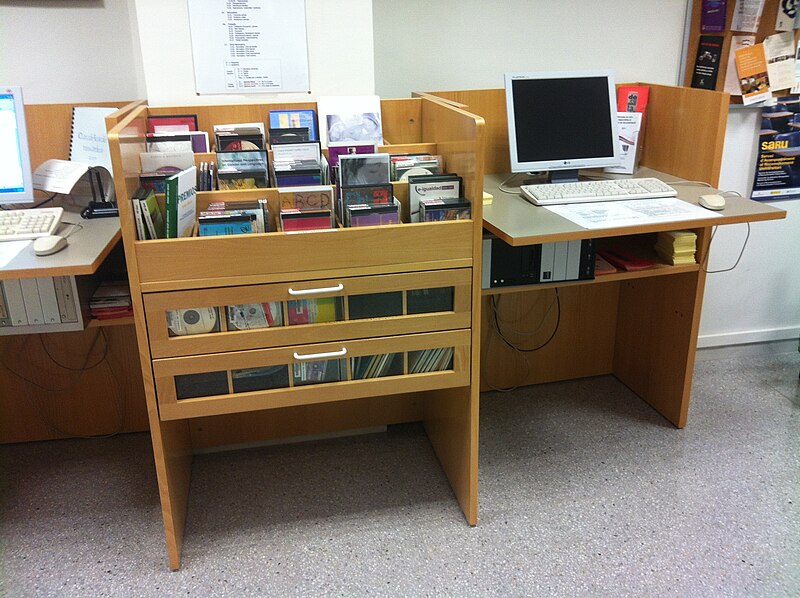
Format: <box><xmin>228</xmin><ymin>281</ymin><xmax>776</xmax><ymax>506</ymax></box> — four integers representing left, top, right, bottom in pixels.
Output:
<box><xmin>1</xmin><ymin>350</ymin><xmax>798</xmax><ymax>597</ymax></box>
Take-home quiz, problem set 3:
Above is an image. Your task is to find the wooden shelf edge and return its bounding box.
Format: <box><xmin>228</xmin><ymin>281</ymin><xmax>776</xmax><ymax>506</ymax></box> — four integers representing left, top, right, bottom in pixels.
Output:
<box><xmin>87</xmin><ymin>316</ymin><xmax>135</xmax><ymax>328</ymax></box>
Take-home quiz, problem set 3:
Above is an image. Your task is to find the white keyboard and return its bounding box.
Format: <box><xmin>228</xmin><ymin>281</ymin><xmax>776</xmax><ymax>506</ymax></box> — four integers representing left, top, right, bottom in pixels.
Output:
<box><xmin>520</xmin><ymin>177</ymin><xmax>678</xmax><ymax>206</ymax></box>
<box><xmin>0</xmin><ymin>207</ymin><xmax>64</xmax><ymax>241</ymax></box>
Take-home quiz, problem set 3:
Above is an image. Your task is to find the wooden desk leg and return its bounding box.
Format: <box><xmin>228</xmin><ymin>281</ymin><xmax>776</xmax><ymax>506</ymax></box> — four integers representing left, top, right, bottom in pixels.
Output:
<box><xmin>148</xmin><ymin>414</ymin><xmax>192</xmax><ymax>570</ymax></box>
<box><xmin>613</xmin><ymin>268</ymin><xmax>707</xmax><ymax>428</ymax></box>
<box><xmin>422</xmin><ymin>386</ymin><xmax>479</xmax><ymax>525</ymax></box>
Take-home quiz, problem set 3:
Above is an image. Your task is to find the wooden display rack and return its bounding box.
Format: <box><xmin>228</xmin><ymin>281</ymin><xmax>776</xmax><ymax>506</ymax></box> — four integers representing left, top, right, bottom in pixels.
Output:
<box><xmin>107</xmin><ymin>97</ymin><xmax>485</xmax><ymax>569</ymax></box>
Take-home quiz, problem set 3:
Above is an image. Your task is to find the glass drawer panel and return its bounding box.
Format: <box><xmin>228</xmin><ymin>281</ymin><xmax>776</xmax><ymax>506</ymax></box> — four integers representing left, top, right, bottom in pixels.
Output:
<box><xmin>408</xmin><ymin>347</ymin><xmax>454</xmax><ymax>374</ymax></box>
<box><xmin>350</xmin><ymin>352</ymin><xmax>403</xmax><ymax>380</ymax></box>
<box><xmin>292</xmin><ymin>358</ymin><xmax>347</xmax><ymax>386</ymax></box>
<box><xmin>406</xmin><ymin>287</ymin><xmax>454</xmax><ymax>314</ymax></box>
<box><xmin>231</xmin><ymin>365</ymin><xmax>290</xmax><ymax>393</ymax></box>
<box><xmin>226</xmin><ymin>302</ymin><xmax>284</xmax><ymax>330</ymax></box>
<box><xmin>348</xmin><ymin>291</ymin><xmax>403</xmax><ymax>319</ymax></box>
<box><xmin>286</xmin><ymin>297</ymin><xmax>345</xmax><ymax>325</ymax></box>
<box><xmin>166</xmin><ymin>307</ymin><xmax>221</xmax><ymax>337</ymax></box>
<box><xmin>175</xmin><ymin>371</ymin><xmax>229</xmax><ymax>399</ymax></box>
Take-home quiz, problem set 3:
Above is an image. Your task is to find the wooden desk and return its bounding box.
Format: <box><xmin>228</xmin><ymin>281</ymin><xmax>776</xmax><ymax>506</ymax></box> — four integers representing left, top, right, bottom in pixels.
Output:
<box><xmin>420</xmin><ymin>84</ymin><xmax>786</xmax><ymax>428</ymax></box>
<box><xmin>0</xmin><ymin>101</ymin><xmax>148</xmax><ymax>444</ymax></box>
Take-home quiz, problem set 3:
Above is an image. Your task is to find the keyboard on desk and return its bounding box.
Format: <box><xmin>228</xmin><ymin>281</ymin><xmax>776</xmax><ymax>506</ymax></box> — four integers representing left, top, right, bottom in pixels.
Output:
<box><xmin>520</xmin><ymin>177</ymin><xmax>678</xmax><ymax>206</ymax></box>
<box><xmin>0</xmin><ymin>207</ymin><xmax>64</xmax><ymax>241</ymax></box>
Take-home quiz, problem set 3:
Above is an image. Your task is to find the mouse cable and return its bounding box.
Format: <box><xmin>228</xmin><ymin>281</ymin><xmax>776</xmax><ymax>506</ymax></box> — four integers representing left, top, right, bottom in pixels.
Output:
<box><xmin>490</xmin><ymin>289</ymin><xmax>561</xmax><ymax>352</ymax></box>
<box><xmin>0</xmin><ymin>193</ymin><xmax>60</xmax><ymax>210</ymax></box>
<box><xmin>701</xmin><ymin>222</ymin><xmax>751</xmax><ymax>274</ymax></box>
<box><xmin>59</xmin><ymin>220</ymin><xmax>84</xmax><ymax>238</ymax></box>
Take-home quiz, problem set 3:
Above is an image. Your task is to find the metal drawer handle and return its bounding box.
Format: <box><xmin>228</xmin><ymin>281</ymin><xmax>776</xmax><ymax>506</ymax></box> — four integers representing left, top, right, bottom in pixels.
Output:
<box><xmin>293</xmin><ymin>347</ymin><xmax>347</xmax><ymax>360</ymax></box>
<box><xmin>287</xmin><ymin>283</ymin><xmax>344</xmax><ymax>296</ymax></box>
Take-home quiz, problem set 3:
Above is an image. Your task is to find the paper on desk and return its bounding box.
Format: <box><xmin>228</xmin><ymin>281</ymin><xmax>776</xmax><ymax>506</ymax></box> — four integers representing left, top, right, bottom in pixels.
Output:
<box><xmin>543</xmin><ymin>197</ymin><xmax>720</xmax><ymax>230</ymax></box>
<box><xmin>0</xmin><ymin>240</ymin><xmax>31</xmax><ymax>268</ymax></box>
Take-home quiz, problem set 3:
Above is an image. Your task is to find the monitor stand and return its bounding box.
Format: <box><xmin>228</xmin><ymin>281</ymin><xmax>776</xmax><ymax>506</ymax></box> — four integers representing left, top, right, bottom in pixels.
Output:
<box><xmin>547</xmin><ymin>168</ymin><xmax>579</xmax><ymax>184</ymax></box>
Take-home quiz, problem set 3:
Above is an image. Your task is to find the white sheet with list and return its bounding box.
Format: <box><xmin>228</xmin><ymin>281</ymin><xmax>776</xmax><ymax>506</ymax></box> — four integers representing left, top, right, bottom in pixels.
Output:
<box><xmin>543</xmin><ymin>197</ymin><xmax>720</xmax><ymax>230</ymax></box>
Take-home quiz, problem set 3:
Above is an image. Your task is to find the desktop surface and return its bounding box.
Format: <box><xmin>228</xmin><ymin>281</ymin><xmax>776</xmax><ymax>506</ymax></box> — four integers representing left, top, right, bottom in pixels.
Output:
<box><xmin>483</xmin><ymin>168</ymin><xmax>787</xmax><ymax>246</ymax></box>
<box><xmin>0</xmin><ymin>207</ymin><xmax>120</xmax><ymax>279</ymax></box>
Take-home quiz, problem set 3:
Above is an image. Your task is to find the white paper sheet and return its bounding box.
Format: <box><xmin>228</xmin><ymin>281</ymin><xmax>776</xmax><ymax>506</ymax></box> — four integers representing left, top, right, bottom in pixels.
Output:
<box><xmin>187</xmin><ymin>0</ymin><xmax>309</xmax><ymax>94</ymax></box>
<box><xmin>0</xmin><ymin>240</ymin><xmax>31</xmax><ymax>268</ymax></box>
<box><xmin>544</xmin><ymin>197</ymin><xmax>720</xmax><ymax>230</ymax></box>
<box><xmin>732</xmin><ymin>0</ymin><xmax>765</xmax><ymax>33</ymax></box>
<box><xmin>725</xmin><ymin>36</ymin><xmax>756</xmax><ymax>95</ymax></box>
<box><xmin>764</xmin><ymin>32</ymin><xmax>796</xmax><ymax>91</ymax></box>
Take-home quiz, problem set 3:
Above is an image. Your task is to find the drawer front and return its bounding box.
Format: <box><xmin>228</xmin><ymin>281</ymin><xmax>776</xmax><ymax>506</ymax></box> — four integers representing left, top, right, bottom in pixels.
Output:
<box><xmin>143</xmin><ymin>268</ymin><xmax>472</xmax><ymax>358</ymax></box>
<box><xmin>152</xmin><ymin>329</ymin><xmax>471</xmax><ymax>420</ymax></box>
<box><xmin>135</xmin><ymin>220</ymin><xmax>473</xmax><ymax>288</ymax></box>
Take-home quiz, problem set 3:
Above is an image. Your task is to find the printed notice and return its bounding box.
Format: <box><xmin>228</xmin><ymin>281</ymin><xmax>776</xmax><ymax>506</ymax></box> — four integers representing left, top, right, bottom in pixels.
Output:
<box><xmin>731</xmin><ymin>0</ymin><xmax>765</xmax><ymax>33</ymax></box>
<box><xmin>188</xmin><ymin>0</ymin><xmax>309</xmax><ymax>94</ymax></box>
<box><xmin>544</xmin><ymin>198</ymin><xmax>719</xmax><ymax>230</ymax></box>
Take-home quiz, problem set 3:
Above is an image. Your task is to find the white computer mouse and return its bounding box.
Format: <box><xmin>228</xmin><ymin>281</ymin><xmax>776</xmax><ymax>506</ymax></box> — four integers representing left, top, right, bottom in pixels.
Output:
<box><xmin>698</xmin><ymin>194</ymin><xmax>726</xmax><ymax>211</ymax></box>
<box><xmin>33</xmin><ymin>235</ymin><xmax>68</xmax><ymax>256</ymax></box>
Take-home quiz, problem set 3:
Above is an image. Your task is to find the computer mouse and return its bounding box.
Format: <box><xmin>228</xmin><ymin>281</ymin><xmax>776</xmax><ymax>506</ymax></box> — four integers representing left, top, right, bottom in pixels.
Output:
<box><xmin>699</xmin><ymin>194</ymin><xmax>726</xmax><ymax>211</ymax></box>
<box><xmin>33</xmin><ymin>235</ymin><xmax>68</xmax><ymax>256</ymax></box>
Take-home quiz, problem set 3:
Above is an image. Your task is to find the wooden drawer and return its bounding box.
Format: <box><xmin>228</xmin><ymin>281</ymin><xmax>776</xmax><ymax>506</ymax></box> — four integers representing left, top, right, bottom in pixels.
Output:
<box><xmin>134</xmin><ymin>221</ymin><xmax>474</xmax><ymax>290</ymax></box>
<box><xmin>152</xmin><ymin>329</ymin><xmax>471</xmax><ymax>420</ymax></box>
<box><xmin>143</xmin><ymin>268</ymin><xmax>472</xmax><ymax>358</ymax></box>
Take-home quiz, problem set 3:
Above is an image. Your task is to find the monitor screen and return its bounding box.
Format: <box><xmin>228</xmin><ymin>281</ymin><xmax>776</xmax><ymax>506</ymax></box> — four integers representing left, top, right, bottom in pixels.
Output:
<box><xmin>504</xmin><ymin>71</ymin><xmax>621</xmax><ymax>177</ymax></box>
<box><xmin>0</xmin><ymin>86</ymin><xmax>34</xmax><ymax>204</ymax></box>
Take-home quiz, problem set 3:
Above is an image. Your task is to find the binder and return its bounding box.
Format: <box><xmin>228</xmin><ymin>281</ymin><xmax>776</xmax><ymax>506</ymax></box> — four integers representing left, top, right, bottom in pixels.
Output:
<box><xmin>1</xmin><ymin>280</ymin><xmax>28</xmax><ymax>326</ymax></box>
<box><xmin>69</xmin><ymin>106</ymin><xmax>117</xmax><ymax>175</ymax></box>
<box><xmin>20</xmin><ymin>278</ymin><xmax>45</xmax><ymax>325</ymax></box>
<box><xmin>0</xmin><ymin>282</ymin><xmax>10</xmax><ymax>327</ymax></box>
<box><xmin>36</xmin><ymin>277</ymin><xmax>62</xmax><ymax>324</ymax></box>
<box><xmin>53</xmin><ymin>275</ymin><xmax>79</xmax><ymax>323</ymax></box>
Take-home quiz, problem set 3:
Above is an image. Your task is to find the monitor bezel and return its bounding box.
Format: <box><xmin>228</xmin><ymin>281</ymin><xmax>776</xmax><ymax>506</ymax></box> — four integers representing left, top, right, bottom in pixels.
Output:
<box><xmin>0</xmin><ymin>85</ymin><xmax>34</xmax><ymax>205</ymax></box>
<box><xmin>504</xmin><ymin>70</ymin><xmax>622</xmax><ymax>175</ymax></box>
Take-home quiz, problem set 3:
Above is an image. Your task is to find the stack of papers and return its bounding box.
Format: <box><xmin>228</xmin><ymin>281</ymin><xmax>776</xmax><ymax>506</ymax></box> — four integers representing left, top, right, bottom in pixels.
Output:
<box><xmin>654</xmin><ymin>230</ymin><xmax>697</xmax><ymax>265</ymax></box>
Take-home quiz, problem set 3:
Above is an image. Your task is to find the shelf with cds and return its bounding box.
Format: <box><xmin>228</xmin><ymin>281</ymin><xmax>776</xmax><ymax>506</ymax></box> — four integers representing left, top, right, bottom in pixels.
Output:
<box><xmin>107</xmin><ymin>96</ymin><xmax>484</xmax><ymax>570</ymax></box>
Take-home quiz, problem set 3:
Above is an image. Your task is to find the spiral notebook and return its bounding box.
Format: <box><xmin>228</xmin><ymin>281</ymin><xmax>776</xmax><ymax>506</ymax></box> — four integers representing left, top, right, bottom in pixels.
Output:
<box><xmin>69</xmin><ymin>106</ymin><xmax>117</xmax><ymax>175</ymax></box>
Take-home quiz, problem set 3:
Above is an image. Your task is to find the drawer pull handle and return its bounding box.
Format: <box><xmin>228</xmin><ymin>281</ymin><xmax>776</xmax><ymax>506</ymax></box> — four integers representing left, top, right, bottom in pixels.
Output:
<box><xmin>293</xmin><ymin>347</ymin><xmax>347</xmax><ymax>360</ymax></box>
<box><xmin>288</xmin><ymin>283</ymin><xmax>344</xmax><ymax>296</ymax></box>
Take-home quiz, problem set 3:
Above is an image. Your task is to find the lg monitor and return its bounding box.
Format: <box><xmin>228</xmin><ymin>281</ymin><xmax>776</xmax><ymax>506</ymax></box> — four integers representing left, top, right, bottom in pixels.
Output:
<box><xmin>504</xmin><ymin>70</ymin><xmax>621</xmax><ymax>183</ymax></box>
<box><xmin>0</xmin><ymin>86</ymin><xmax>34</xmax><ymax>205</ymax></box>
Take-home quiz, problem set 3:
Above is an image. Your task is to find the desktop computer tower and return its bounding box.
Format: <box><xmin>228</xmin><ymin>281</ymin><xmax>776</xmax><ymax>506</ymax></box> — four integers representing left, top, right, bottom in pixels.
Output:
<box><xmin>0</xmin><ymin>275</ymin><xmax>94</xmax><ymax>335</ymax></box>
<box><xmin>482</xmin><ymin>236</ymin><xmax>595</xmax><ymax>289</ymax></box>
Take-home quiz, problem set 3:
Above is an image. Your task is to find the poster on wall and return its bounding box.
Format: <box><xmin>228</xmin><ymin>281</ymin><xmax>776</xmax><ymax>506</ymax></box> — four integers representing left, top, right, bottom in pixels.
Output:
<box><xmin>752</xmin><ymin>95</ymin><xmax>800</xmax><ymax>200</ymax></box>
<box><xmin>187</xmin><ymin>0</ymin><xmax>309</xmax><ymax>94</ymax></box>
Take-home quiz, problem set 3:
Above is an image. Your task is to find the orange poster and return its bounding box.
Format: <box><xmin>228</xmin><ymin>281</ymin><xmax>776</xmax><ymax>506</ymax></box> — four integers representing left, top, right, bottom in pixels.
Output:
<box><xmin>735</xmin><ymin>43</ymin><xmax>772</xmax><ymax>105</ymax></box>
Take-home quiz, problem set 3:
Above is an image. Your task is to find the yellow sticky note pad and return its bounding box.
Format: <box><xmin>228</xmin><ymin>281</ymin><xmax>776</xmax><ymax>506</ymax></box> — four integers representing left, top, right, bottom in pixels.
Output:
<box><xmin>482</xmin><ymin>191</ymin><xmax>493</xmax><ymax>205</ymax></box>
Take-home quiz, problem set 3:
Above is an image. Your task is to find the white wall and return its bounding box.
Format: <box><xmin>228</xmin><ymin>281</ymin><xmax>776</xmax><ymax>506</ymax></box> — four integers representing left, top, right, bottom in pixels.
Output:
<box><xmin>134</xmin><ymin>0</ymin><xmax>374</xmax><ymax>105</ymax></box>
<box><xmin>0</xmin><ymin>0</ymin><xmax>145</xmax><ymax>103</ymax></box>
<box><xmin>373</xmin><ymin>0</ymin><xmax>689</xmax><ymax>97</ymax></box>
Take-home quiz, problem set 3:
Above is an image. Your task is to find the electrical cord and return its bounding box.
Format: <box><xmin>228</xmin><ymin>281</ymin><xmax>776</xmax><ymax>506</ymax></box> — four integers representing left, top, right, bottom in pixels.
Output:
<box><xmin>701</xmin><ymin>222</ymin><xmax>751</xmax><ymax>274</ymax></box>
<box><xmin>490</xmin><ymin>289</ymin><xmax>561</xmax><ymax>353</ymax></box>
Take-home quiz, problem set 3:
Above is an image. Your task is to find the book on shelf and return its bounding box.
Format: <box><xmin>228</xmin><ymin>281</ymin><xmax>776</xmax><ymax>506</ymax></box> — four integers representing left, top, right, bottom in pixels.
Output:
<box><xmin>147</xmin><ymin>114</ymin><xmax>198</xmax><ymax>134</ymax></box>
<box><xmin>217</xmin><ymin>170</ymin><xmax>264</xmax><ymax>190</ymax></box>
<box><xmin>407</xmin><ymin>174</ymin><xmax>462</xmax><ymax>223</ymax></box>
<box><xmin>279</xmin><ymin>185</ymin><xmax>334</xmax><ymax>210</ymax></box>
<box><xmin>140</xmin><ymin>150</ymin><xmax>195</xmax><ymax>175</ymax></box>
<box><xmin>390</xmin><ymin>154</ymin><xmax>444</xmax><ymax>181</ymax></box>
<box><xmin>419</xmin><ymin>197</ymin><xmax>471</xmax><ymax>222</ymax></box>
<box><xmin>89</xmin><ymin>280</ymin><xmax>132</xmax><ymax>320</ymax></box>
<box><xmin>338</xmin><ymin>153</ymin><xmax>390</xmax><ymax>187</ymax></box>
<box><xmin>140</xmin><ymin>188</ymin><xmax>166</xmax><ymax>239</ymax></box>
<box><xmin>203</xmin><ymin>198</ymin><xmax>269</xmax><ymax>233</ymax></box>
<box><xmin>346</xmin><ymin>199</ymin><xmax>401</xmax><ymax>227</ymax></box>
<box><xmin>339</xmin><ymin>183</ymin><xmax>393</xmax><ymax>224</ymax></box>
<box><xmin>279</xmin><ymin>208</ymin><xmax>334</xmax><ymax>232</ymax></box>
<box><xmin>147</xmin><ymin>131</ymin><xmax>209</xmax><ymax>153</ymax></box>
<box><xmin>316</xmin><ymin>95</ymin><xmax>383</xmax><ymax>147</ymax></box>
<box><xmin>164</xmin><ymin>166</ymin><xmax>197</xmax><ymax>238</ymax></box>
<box><xmin>197</xmin><ymin>162</ymin><xmax>216</xmax><ymax>192</ymax></box>
<box><xmin>198</xmin><ymin>213</ymin><xmax>255</xmax><ymax>236</ymax></box>
<box><xmin>269</xmin><ymin>108</ymin><xmax>318</xmax><ymax>141</ymax></box>
<box><xmin>213</xmin><ymin>122</ymin><xmax>266</xmax><ymax>151</ymax></box>
<box><xmin>268</xmin><ymin>127</ymin><xmax>310</xmax><ymax>145</ymax></box>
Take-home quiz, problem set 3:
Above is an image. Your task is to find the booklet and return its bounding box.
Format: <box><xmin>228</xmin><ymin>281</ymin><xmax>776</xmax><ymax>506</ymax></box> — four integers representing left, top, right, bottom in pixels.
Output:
<box><xmin>735</xmin><ymin>43</ymin><xmax>771</xmax><ymax>105</ymax></box>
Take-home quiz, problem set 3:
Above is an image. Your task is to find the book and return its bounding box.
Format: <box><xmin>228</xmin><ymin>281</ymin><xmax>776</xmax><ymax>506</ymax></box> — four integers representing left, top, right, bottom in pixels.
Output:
<box><xmin>268</xmin><ymin>127</ymin><xmax>310</xmax><ymax>145</ymax></box>
<box><xmin>198</xmin><ymin>213</ymin><xmax>255</xmax><ymax>236</ymax></box>
<box><xmin>279</xmin><ymin>185</ymin><xmax>334</xmax><ymax>210</ymax></box>
<box><xmin>279</xmin><ymin>208</ymin><xmax>334</xmax><ymax>232</ymax></box>
<box><xmin>164</xmin><ymin>166</ymin><xmax>197</xmax><ymax>238</ymax></box>
<box><xmin>346</xmin><ymin>199</ymin><xmax>401</xmax><ymax>227</ymax></box>
<box><xmin>340</xmin><ymin>183</ymin><xmax>393</xmax><ymax>224</ymax></box>
<box><xmin>269</xmin><ymin>109</ymin><xmax>318</xmax><ymax>141</ymax></box>
<box><xmin>338</xmin><ymin>153</ymin><xmax>390</xmax><ymax>186</ymax></box>
<box><xmin>286</xmin><ymin>297</ymin><xmax>342</xmax><ymax>325</ymax></box>
<box><xmin>203</xmin><ymin>198</ymin><xmax>269</xmax><ymax>232</ymax></box>
<box><xmin>700</xmin><ymin>1</ymin><xmax>727</xmax><ymax>32</ymax></box>
<box><xmin>419</xmin><ymin>197</ymin><xmax>471</xmax><ymax>222</ymax></box>
<box><xmin>227</xmin><ymin>302</ymin><xmax>283</xmax><ymax>330</ymax></box>
<box><xmin>316</xmin><ymin>95</ymin><xmax>383</xmax><ymax>147</ymax></box>
<box><xmin>735</xmin><ymin>43</ymin><xmax>771</xmax><ymax>105</ymax></box>
<box><xmin>69</xmin><ymin>106</ymin><xmax>117</xmax><ymax>175</ymax></box>
<box><xmin>140</xmin><ymin>150</ymin><xmax>195</xmax><ymax>174</ymax></box>
<box><xmin>407</xmin><ymin>174</ymin><xmax>462</xmax><ymax>222</ymax></box>
<box><xmin>147</xmin><ymin>114</ymin><xmax>198</xmax><ymax>134</ymax></box>
<box><xmin>616</xmin><ymin>85</ymin><xmax>649</xmax><ymax>113</ymax></box>
<box><xmin>326</xmin><ymin>141</ymin><xmax>377</xmax><ymax>169</ymax></box>
<box><xmin>146</xmin><ymin>134</ymin><xmax>193</xmax><ymax>153</ymax></box>
<box><xmin>131</xmin><ymin>190</ymin><xmax>147</xmax><ymax>240</ymax></box>
<box><xmin>390</xmin><ymin>154</ymin><xmax>444</xmax><ymax>180</ymax></box>
<box><xmin>213</xmin><ymin>122</ymin><xmax>266</xmax><ymax>151</ymax></box>
<box><xmin>140</xmin><ymin>188</ymin><xmax>166</xmax><ymax>239</ymax></box>
<box><xmin>691</xmin><ymin>36</ymin><xmax>724</xmax><ymax>90</ymax></box>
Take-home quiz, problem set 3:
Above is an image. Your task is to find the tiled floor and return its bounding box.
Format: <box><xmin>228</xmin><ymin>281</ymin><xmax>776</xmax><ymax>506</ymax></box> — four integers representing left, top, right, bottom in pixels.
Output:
<box><xmin>1</xmin><ymin>351</ymin><xmax>798</xmax><ymax>597</ymax></box>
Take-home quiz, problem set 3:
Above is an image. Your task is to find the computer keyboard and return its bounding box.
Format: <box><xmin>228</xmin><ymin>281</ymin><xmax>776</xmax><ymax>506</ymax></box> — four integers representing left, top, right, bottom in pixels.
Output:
<box><xmin>519</xmin><ymin>177</ymin><xmax>678</xmax><ymax>206</ymax></box>
<box><xmin>0</xmin><ymin>207</ymin><xmax>64</xmax><ymax>241</ymax></box>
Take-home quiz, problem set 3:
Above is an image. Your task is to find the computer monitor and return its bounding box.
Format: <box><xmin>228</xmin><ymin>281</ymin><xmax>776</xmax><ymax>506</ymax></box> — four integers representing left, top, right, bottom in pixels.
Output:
<box><xmin>0</xmin><ymin>86</ymin><xmax>34</xmax><ymax>204</ymax></box>
<box><xmin>504</xmin><ymin>70</ymin><xmax>621</xmax><ymax>183</ymax></box>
